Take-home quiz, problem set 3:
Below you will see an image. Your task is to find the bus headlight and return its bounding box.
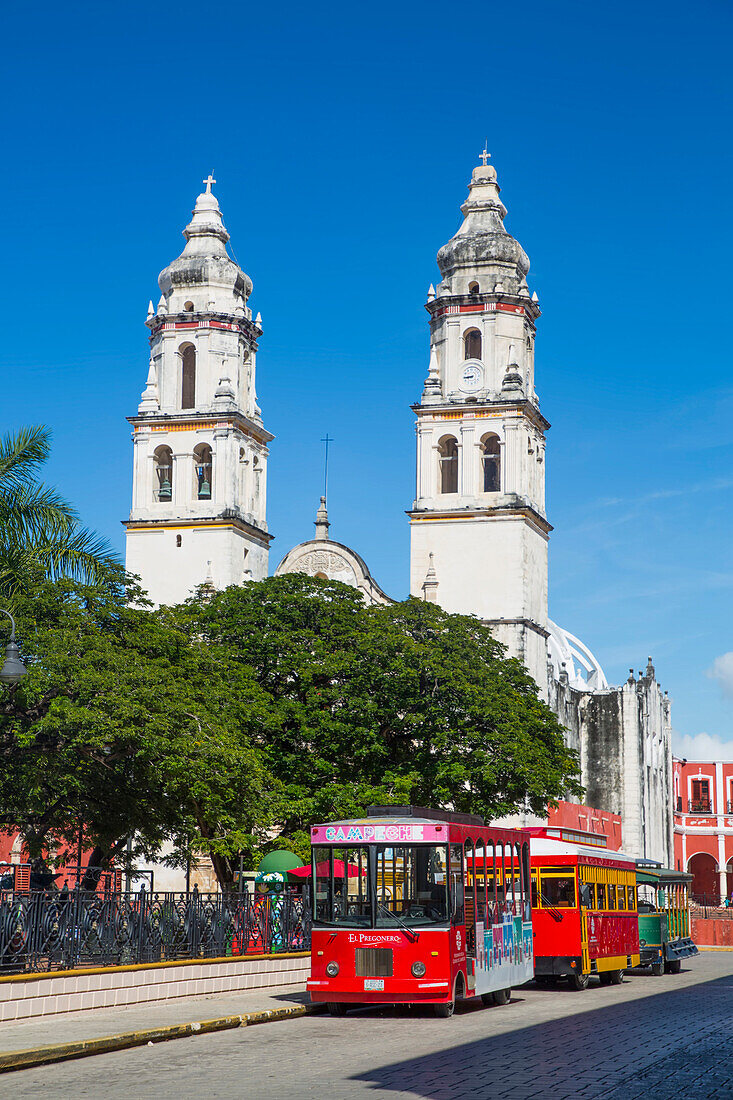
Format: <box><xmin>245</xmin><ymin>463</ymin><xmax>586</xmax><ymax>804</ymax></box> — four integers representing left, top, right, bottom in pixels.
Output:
<box><xmin>411</xmin><ymin>961</ymin><xmax>426</xmax><ymax>977</ymax></box>
<box><xmin>326</xmin><ymin>961</ymin><xmax>339</xmax><ymax>977</ymax></box>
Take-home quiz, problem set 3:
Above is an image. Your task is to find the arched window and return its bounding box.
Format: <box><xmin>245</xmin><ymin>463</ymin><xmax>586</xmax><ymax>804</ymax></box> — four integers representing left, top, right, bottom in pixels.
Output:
<box><xmin>183</xmin><ymin>300</ymin><xmax>194</xmax><ymax>312</ymax></box>
<box><xmin>153</xmin><ymin>446</ymin><xmax>173</xmax><ymax>502</ymax></box>
<box><xmin>481</xmin><ymin>434</ymin><xmax>501</xmax><ymax>493</ymax></box>
<box><xmin>464</xmin><ymin>328</ymin><xmax>481</xmax><ymax>360</ymax></box>
<box><xmin>181</xmin><ymin>345</ymin><xmax>196</xmax><ymax>409</ymax></box>
<box><xmin>468</xmin><ymin>281</ymin><xmax>480</xmax><ymax>295</ymax></box>
<box><xmin>438</xmin><ymin>437</ymin><xmax>458</xmax><ymax>494</ymax></box>
<box><xmin>193</xmin><ymin>443</ymin><xmax>212</xmax><ymax>500</ymax></box>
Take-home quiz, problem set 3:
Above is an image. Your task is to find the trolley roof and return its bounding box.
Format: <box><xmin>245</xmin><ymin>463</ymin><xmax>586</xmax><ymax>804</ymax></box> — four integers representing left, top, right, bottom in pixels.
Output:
<box><xmin>530</xmin><ymin>835</ymin><xmax>638</xmax><ymax>865</ymax></box>
<box><xmin>635</xmin><ymin>865</ymin><xmax>693</xmax><ymax>886</ymax></box>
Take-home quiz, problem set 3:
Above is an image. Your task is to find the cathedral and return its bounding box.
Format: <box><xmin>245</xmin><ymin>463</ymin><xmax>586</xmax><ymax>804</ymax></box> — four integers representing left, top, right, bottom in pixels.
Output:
<box><xmin>125</xmin><ymin>162</ymin><xmax>673</xmax><ymax>865</ymax></box>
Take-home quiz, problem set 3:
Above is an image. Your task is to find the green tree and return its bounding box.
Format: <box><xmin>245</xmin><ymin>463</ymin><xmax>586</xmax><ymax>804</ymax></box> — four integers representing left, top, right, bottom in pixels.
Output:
<box><xmin>0</xmin><ymin>425</ymin><xmax>118</xmax><ymax>599</ymax></box>
<box><xmin>174</xmin><ymin>574</ymin><xmax>582</xmax><ymax>854</ymax></box>
<box><xmin>0</xmin><ymin>573</ymin><xmax>276</xmax><ymax>889</ymax></box>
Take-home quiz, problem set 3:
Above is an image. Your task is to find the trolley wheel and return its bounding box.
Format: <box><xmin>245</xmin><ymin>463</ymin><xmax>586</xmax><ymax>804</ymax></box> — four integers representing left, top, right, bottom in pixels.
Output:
<box><xmin>493</xmin><ymin>988</ymin><xmax>511</xmax><ymax>1006</ymax></box>
<box><xmin>480</xmin><ymin>993</ymin><xmax>494</xmax><ymax>1006</ymax></box>
<box><xmin>569</xmin><ymin>971</ymin><xmax>589</xmax><ymax>990</ymax></box>
<box><xmin>327</xmin><ymin>1002</ymin><xmax>348</xmax><ymax>1016</ymax></box>
<box><xmin>607</xmin><ymin>969</ymin><xmax>624</xmax><ymax>985</ymax></box>
<box><xmin>651</xmin><ymin>959</ymin><xmax>664</xmax><ymax>977</ymax></box>
<box><xmin>665</xmin><ymin>959</ymin><xmax>681</xmax><ymax>975</ymax></box>
<box><xmin>434</xmin><ymin>999</ymin><xmax>455</xmax><ymax>1018</ymax></box>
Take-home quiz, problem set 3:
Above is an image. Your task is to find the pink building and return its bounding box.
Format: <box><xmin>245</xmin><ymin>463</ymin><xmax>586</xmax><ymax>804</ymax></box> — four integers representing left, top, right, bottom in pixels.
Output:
<box><xmin>673</xmin><ymin>756</ymin><xmax>733</xmax><ymax>901</ymax></box>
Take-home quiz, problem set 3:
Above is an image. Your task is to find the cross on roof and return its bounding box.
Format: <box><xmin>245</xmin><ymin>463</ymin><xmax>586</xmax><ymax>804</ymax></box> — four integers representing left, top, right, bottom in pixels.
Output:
<box><xmin>203</xmin><ymin>173</ymin><xmax>216</xmax><ymax>193</ymax></box>
<box><xmin>479</xmin><ymin>146</ymin><xmax>491</xmax><ymax>166</ymax></box>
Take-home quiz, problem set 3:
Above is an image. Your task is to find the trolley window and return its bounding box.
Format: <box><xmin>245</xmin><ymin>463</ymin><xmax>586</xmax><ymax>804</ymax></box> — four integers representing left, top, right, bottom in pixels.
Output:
<box><xmin>450</xmin><ymin>844</ymin><xmax>465</xmax><ymax>925</ymax></box>
<box><xmin>312</xmin><ymin>846</ymin><xmax>370</xmax><ymax>927</ymax></box>
<box><xmin>537</xmin><ymin>868</ymin><xmax>576</xmax><ymax>909</ymax></box>
<box><xmin>375</xmin><ymin>845</ymin><xmax>449</xmax><ymax>927</ymax></box>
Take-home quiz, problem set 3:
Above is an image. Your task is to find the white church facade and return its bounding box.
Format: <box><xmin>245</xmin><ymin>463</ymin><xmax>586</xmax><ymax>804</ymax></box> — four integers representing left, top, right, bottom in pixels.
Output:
<box><xmin>124</xmin><ymin>164</ymin><xmax>673</xmax><ymax>865</ymax></box>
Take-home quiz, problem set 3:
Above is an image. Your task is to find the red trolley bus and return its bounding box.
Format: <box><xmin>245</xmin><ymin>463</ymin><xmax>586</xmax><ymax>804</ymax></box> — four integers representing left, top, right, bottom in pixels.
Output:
<box><xmin>528</xmin><ymin>827</ymin><xmax>640</xmax><ymax>989</ymax></box>
<box><xmin>307</xmin><ymin>806</ymin><xmax>534</xmax><ymax>1017</ymax></box>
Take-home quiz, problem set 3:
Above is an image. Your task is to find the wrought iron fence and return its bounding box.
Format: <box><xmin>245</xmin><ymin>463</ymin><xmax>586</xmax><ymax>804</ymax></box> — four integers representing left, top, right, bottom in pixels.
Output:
<box><xmin>690</xmin><ymin>893</ymin><xmax>733</xmax><ymax>917</ymax></box>
<box><xmin>0</xmin><ymin>886</ymin><xmax>311</xmax><ymax>974</ymax></box>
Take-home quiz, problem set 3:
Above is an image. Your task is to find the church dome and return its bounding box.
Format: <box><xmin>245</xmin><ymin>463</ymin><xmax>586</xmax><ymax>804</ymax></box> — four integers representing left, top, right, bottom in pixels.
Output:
<box><xmin>158</xmin><ymin>178</ymin><xmax>253</xmax><ymax>306</ymax></box>
<box><xmin>436</xmin><ymin>159</ymin><xmax>530</xmax><ymax>296</ymax></box>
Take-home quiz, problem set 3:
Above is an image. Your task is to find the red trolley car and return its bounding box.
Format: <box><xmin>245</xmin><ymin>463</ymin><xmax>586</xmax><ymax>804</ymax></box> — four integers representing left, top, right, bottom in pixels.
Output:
<box><xmin>529</xmin><ymin>826</ymin><xmax>640</xmax><ymax>989</ymax></box>
<box><xmin>307</xmin><ymin>806</ymin><xmax>534</xmax><ymax>1017</ymax></box>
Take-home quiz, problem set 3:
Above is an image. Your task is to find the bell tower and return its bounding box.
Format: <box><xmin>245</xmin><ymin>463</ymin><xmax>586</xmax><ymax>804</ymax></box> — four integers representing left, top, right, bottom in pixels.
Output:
<box><xmin>409</xmin><ymin>153</ymin><xmax>551</xmax><ymax>692</ymax></box>
<box><xmin>124</xmin><ymin>176</ymin><xmax>273</xmax><ymax>606</ymax></box>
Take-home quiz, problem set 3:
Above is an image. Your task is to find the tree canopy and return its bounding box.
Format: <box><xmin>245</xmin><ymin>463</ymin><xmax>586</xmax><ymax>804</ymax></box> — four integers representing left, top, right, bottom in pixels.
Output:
<box><xmin>1</xmin><ymin>571</ymin><xmax>581</xmax><ymax>889</ymax></box>
<box><xmin>0</xmin><ymin>572</ymin><xmax>276</xmax><ymax>888</ymax></box>
<box><xmin>171</xmin><ymin>574</ymin><xmax>582</xmax><ymax>862</ymax></box>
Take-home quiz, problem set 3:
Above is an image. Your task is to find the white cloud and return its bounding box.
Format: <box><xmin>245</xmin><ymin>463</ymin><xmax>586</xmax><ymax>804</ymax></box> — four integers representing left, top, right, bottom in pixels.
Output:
<box><xmin>672</xmin><ymin>731</ymin><xmax>733</xmax><ymax>763</ymax></box>
<box><xmin>706</xmin><ymin>652</ymin><xmax>733</xmax><ymax>700</ymax></box>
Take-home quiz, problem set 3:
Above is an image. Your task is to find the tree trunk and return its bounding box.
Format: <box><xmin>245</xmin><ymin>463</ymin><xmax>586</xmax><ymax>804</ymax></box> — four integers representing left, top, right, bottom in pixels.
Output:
<box><xmin>80</xmin><ymin>844</ymin><xmax>106</xmax><ymax>891</ymax></box>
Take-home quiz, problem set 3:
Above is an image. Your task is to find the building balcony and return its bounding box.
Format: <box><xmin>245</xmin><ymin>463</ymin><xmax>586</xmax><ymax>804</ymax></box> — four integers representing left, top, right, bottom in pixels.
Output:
<box><xmin>688</xmin><ymin>799</ymin><xmax>713</xmax><ymax>814</ymax></box>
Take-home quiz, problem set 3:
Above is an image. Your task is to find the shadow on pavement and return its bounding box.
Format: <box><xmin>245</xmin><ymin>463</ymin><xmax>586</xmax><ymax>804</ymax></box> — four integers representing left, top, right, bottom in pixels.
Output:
<box><xmin>348</xmin><ymin>973</ymin><xmax>733</xmax><ymax>1100</ymax></box>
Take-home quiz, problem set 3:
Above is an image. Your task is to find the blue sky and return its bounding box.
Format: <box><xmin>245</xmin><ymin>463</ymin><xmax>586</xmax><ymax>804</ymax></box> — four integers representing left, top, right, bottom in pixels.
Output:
<box><xmin>2</xmin><ymin>0</ymin><xmax>732</xmax><ymax>752</ymax></box>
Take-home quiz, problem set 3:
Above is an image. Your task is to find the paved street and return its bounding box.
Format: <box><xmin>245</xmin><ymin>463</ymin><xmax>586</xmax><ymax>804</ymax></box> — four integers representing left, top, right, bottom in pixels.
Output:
<box><xmin>9</xmin><ymin>952</ymin><xmax>732</xmax><ymax>1099</ymax></box>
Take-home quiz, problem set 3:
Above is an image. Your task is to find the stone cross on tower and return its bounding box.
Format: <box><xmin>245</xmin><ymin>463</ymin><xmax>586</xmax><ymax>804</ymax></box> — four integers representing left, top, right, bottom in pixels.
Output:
<box><xmin>203</xmin><ymin>173</ymin><xmax>216</xmax><ymax>193</ymax></box>
<box><xmin>479</xmin><ymin>146</ymin><xmax>491</xmax><ymax>166</ymax></box>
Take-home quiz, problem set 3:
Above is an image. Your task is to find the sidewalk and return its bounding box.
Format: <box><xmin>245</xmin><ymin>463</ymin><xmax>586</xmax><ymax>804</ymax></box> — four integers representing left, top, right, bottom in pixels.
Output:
<box><xmin>0</xmin><ymin>983</ymin><xmax>320</xmax><ymax>1070</ymax></box>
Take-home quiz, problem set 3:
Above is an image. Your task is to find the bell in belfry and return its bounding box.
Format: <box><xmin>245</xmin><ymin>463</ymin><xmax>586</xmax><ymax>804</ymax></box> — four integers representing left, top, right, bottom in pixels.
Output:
<box><xmin>159</xmin><ymin>476</ymin><xmax>172</xmax><ymax>501</ymax></box>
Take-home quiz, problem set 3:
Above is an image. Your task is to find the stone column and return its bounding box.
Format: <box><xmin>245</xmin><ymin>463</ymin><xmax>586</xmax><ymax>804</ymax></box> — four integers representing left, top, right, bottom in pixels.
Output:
<box><xmin>460</xmin><ymin>421</ymin><xmax>476</xmax><ymax>497</ymax></box>
<box><xmin>446</xmin><ymin>315</ymin><xmax>460</xmax><ymax>391</ymax></box>
<box><xmin>172</xmin><ymin>452</ymin><xmax>190</xmax><ymax>508</ymax></box>
<box><xmin>503</xmin><ymin>422</ymin><xmax>519</xmax><ymax>496</ymax></box>
<box><xmin>212</xmin><ymin>428</ymin><xmax>229</xmax><ymax>508</ymax></box>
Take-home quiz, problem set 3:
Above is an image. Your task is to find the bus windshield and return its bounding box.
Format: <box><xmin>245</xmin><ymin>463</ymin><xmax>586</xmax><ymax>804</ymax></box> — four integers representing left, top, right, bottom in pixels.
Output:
<box><xmin>312</xmin><ymin>844</ymin><xmax>448</xmax><ymax>928</ymax></box>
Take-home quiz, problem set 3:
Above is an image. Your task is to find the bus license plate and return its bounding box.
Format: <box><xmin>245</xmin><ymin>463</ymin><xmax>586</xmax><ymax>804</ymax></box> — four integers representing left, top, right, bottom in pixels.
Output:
<box><xmin>364</xmin><ymin>979</ymin><xmax>384</xmax><ymax>991</ymax></box>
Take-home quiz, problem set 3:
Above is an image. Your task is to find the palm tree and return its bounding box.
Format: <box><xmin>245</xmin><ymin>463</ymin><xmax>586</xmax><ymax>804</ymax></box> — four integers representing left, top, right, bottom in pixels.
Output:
<box><xmin>0</xmin><ymin>425</ymin><xmax>120</xmax><ymax>598</ymax></box>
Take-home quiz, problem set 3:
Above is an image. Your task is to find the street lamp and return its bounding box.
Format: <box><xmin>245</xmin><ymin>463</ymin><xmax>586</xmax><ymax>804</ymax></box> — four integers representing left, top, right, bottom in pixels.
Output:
<box><xmin>0</xmin><ymin>610</ymin><xmax>27</xmax><ymax>685</ymax></box>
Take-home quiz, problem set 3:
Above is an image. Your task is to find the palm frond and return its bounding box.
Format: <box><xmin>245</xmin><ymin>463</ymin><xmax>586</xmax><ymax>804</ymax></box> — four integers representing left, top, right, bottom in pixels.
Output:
<box><xmin>0</xmin><ymin>482</ymin><xmax>78</xmax><ymax>542</ymax></box>
<box><xmin>0</xmin><ymin>426</ymin><xmax>51</xmax><ymax>491</ymax></box>
<box><xmin>19</xmin><ymin>525</ymin><xmax>121</xmax><ymax>586</ymax></box>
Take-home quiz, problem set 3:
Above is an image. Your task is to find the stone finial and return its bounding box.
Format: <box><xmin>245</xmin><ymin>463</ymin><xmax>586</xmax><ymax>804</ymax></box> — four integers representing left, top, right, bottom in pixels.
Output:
<box><xmin>314</xmin><ymin>496</ymin><xmax>330</xmax><ymax>541</ymax></box>
<box><xmin>156</xmin><ymin>295</ymin><xmax>168</xmax><ymax>317</ymax></box>
<box><xmin>427</xmin><ymin>284</ymin><xmax>436</xmax><ymax>302</ymax></box>
<box><xmin>502</xmin><ymin>350</ymin><xmax>524</xmax><ymax>394</ymax></box>
<box><xmin>255</xmin><ymin>312</ymin><xmax>263</xmax><ymax>331</ymax></box>
<box><xmin>138</xmin><ymin>357</ymin><xmax>160</xmax><ymax>414</ymax></box>
<box><xmin>198</xmin><ymin>561</ymin><xmax>216</xmax><ymax>602</ymax></box>
<box><xmin>627</xmin><ymin>668</ymin><xmax>636</xmax><ymax>684</ymax></box>
<box><xmin>531</xmin><ymin>291</ymin><xmax>539</xmax><ymax>303</ymax></box>
<box><xmin>422</xmin><ymin>343</ymin><xmax>442</xmax><ymax>405</ymax></box>
<box><xmin>214</xmin><ymin>373</ymin><xmax>236</xmax><ymax>408</ymax></box>
<box><xmin>421</xmin><ymin>553</ymin><xmax>439</xmax><ymax>603</ymax></box>
<box><xmin>147</xmin><ymin>300</ymin><xmax>155</xmax><ymax>319</ymax></box>
<box><xmin>646</xmin><ymin>656</ymin><xmax>655</xmax><ymax>680</ymax></box>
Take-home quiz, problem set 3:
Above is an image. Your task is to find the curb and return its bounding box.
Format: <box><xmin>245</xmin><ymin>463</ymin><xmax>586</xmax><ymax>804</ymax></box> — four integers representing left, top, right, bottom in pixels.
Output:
<box><xmin>0</xmin><ymin>1002</ymin><xmax>327</xmax><ymax>1074</ymax></box>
